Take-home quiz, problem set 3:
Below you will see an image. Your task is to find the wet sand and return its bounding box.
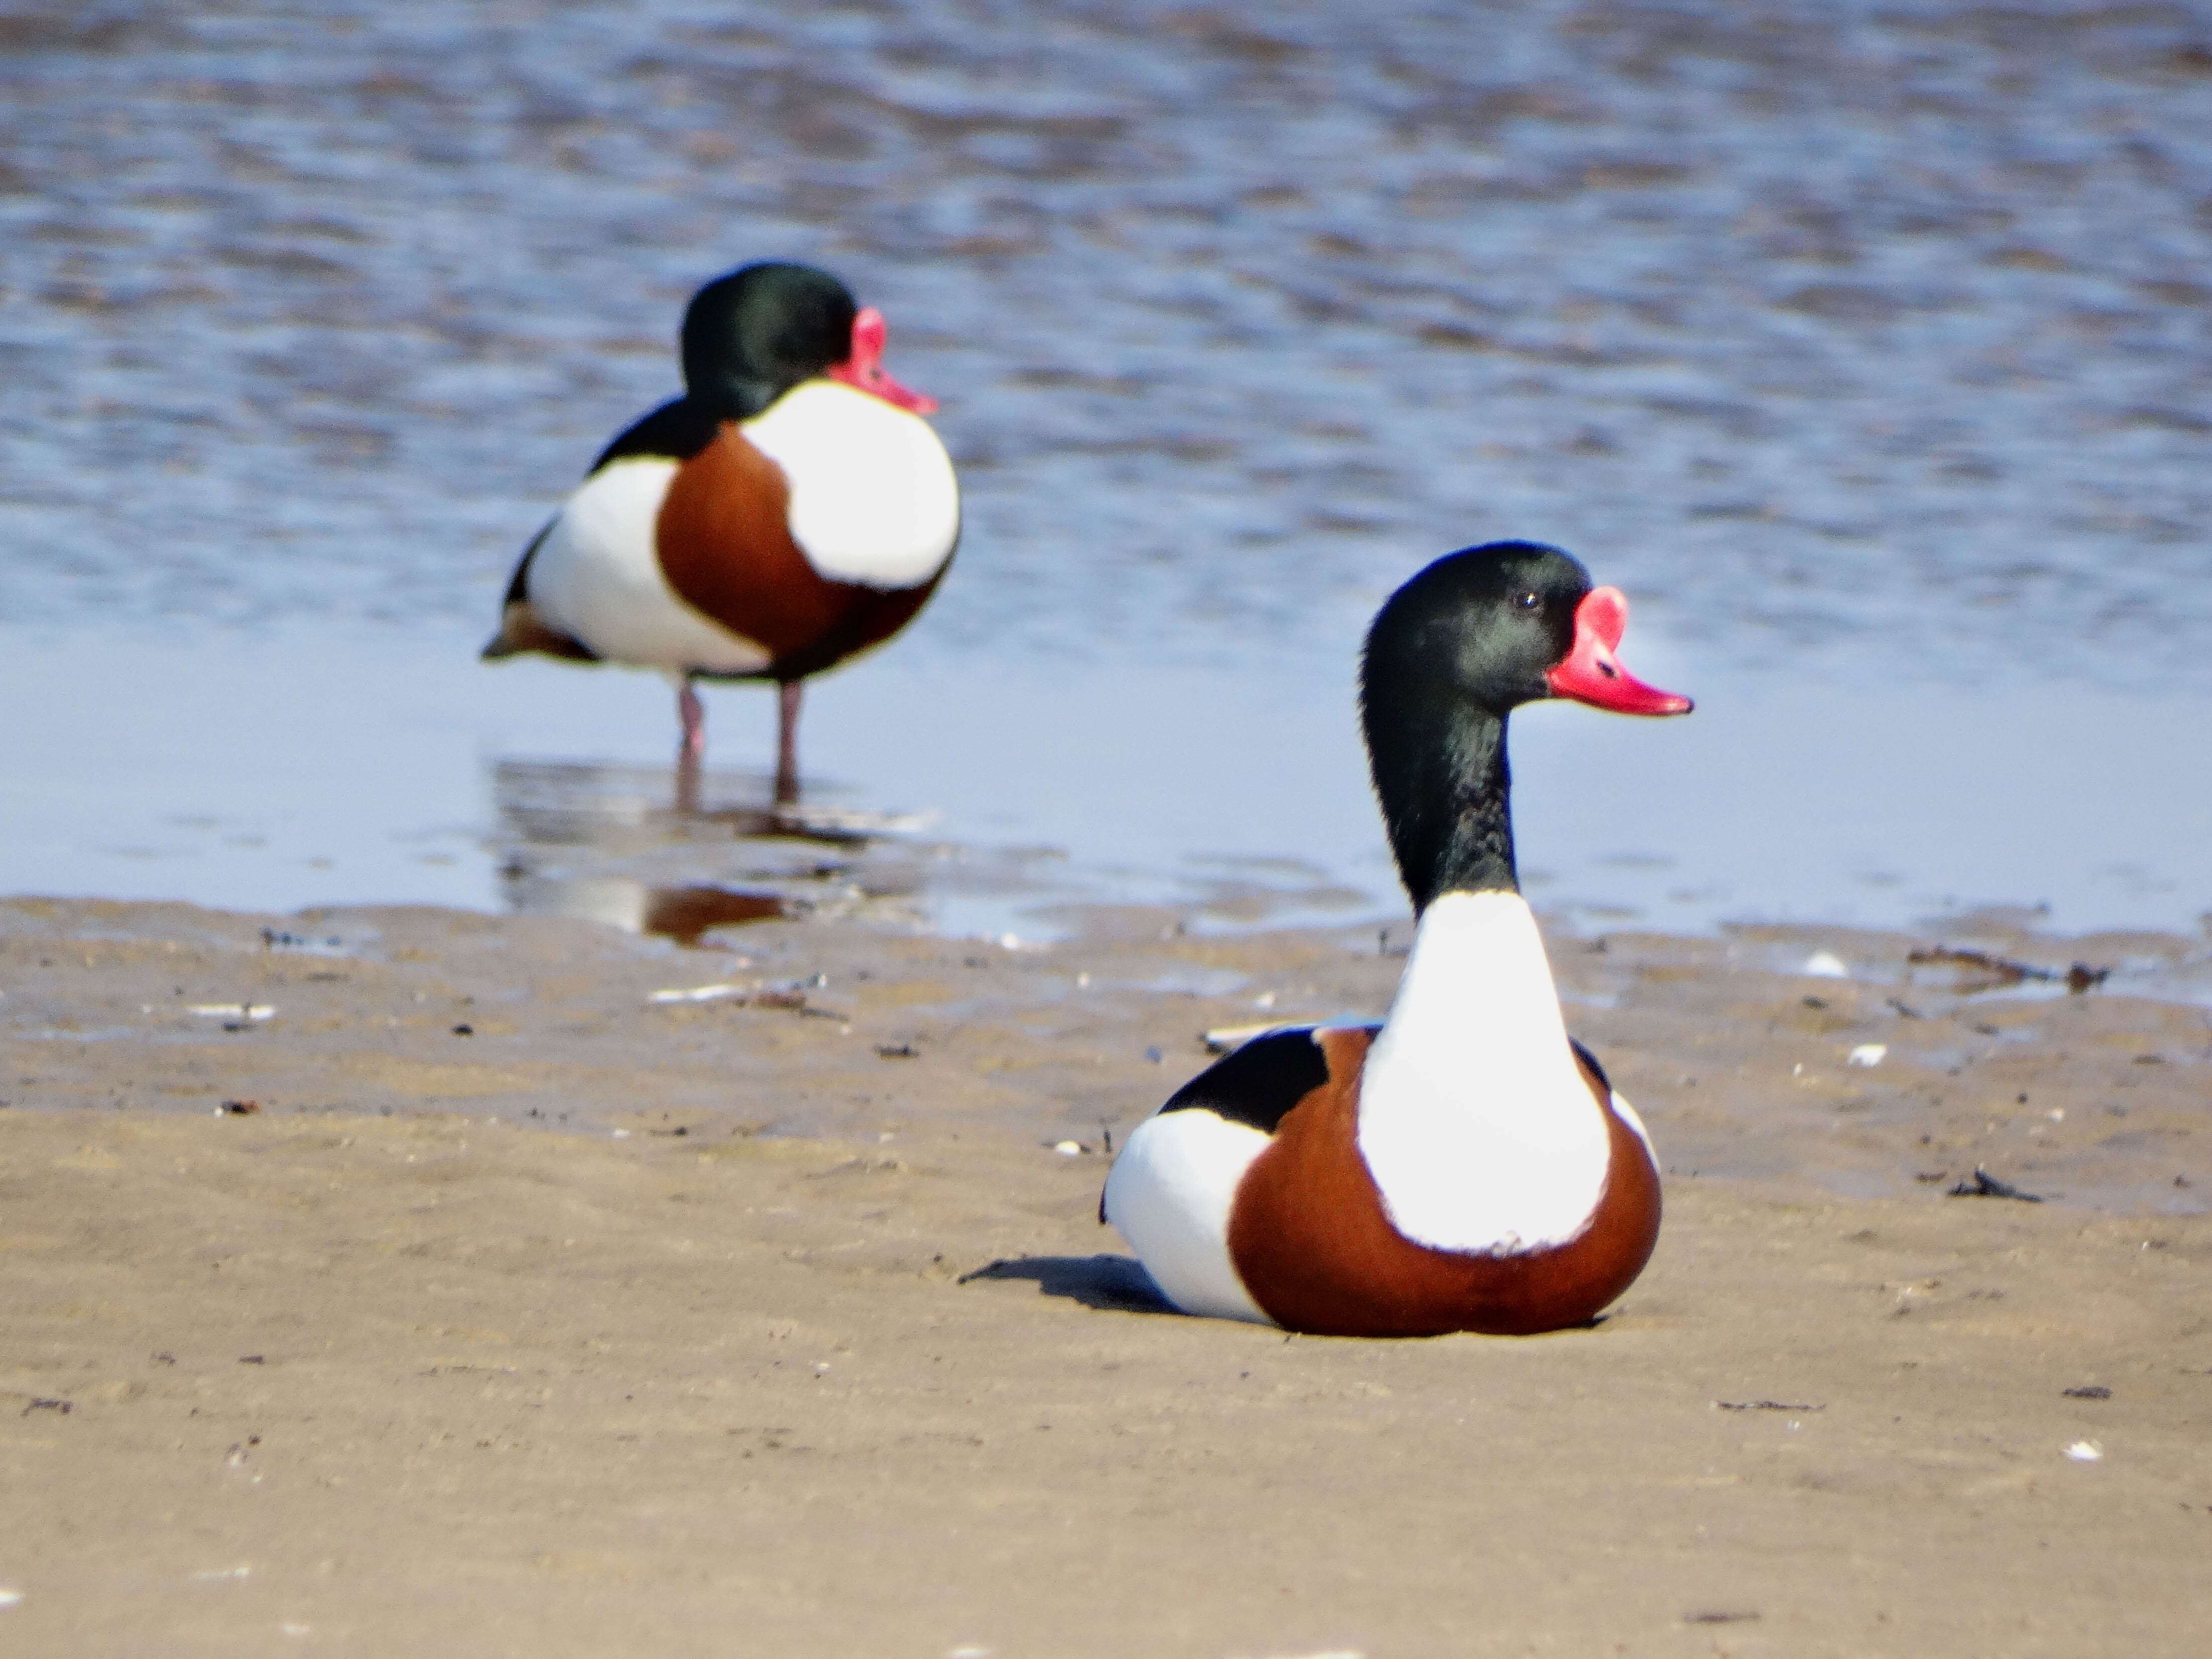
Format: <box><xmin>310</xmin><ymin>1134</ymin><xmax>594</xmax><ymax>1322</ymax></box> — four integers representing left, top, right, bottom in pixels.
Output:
<box><xmin>3</xmin><ymin>896</ymin><xmax>2207</xmax><ymax>1656</ymax></box>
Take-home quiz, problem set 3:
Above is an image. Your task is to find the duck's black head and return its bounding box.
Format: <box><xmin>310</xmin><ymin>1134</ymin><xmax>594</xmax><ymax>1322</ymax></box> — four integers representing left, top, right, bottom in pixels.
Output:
<box><xmin>1359</xmin><ymin>541</ymin><xmax>1690</xmax><ymax>911</ymax></box>
<box><xmin>679</xmin><ymin>263</ymin><xmax>858</xmax><ymax>419</ymax></box>
<box><xmin>678</xmin><ymin>262</ymin><xmax>937</xmax><ymax>420</ymax></box>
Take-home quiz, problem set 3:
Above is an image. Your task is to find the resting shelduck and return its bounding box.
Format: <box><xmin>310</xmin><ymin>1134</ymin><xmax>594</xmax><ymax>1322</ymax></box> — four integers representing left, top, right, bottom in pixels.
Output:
<box><xmin>482</xmin><ymin>262</ymin><xmax>959</xmax><ymax>804</ymax></box>
<box><xmin>1101</xmin><ymin>542</ymin><xmax>1693</xmax><ymax>1337</ymax></box>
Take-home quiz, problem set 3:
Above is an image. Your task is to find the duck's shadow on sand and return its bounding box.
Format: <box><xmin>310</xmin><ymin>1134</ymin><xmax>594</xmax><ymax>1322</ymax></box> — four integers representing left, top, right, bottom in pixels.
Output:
<box><xmin>959</xmin><ymin>1255</ymin><xmax>1618</xmax><ymax>1331</ymax></box>
<box><xmin>958</xmin><ymin>1254</ymin><xmax>1178</xmax><ymax>1315</ymax></box>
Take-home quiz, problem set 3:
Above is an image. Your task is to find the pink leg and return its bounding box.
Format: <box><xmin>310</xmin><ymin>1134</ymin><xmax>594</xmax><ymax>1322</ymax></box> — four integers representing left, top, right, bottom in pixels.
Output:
<box><xmin>774</xmin><ymin>680</ymin><xmax>803</xmax><ymax>806</ymax></box>
<box><xmin>677</xmin><ymin>680</ymin><xmax>706</xmax><ymax>761</ymax></box>
<box><xmin>674</xmin><ymin>680</ymin><xmax>705</xmax><ymax>813</ymax></box>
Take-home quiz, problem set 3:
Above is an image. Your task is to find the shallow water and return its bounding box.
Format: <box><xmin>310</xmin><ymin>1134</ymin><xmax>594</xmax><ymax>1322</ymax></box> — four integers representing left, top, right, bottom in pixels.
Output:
<box><xmin>6</xmin><ymin>620</ymin><xmax>2209</xmax><ymax>957</ymax></box>
<box><xmin>4</xmin><ymin>1</ymin><xmax>2210</xmax><ymax>937</ymax></box>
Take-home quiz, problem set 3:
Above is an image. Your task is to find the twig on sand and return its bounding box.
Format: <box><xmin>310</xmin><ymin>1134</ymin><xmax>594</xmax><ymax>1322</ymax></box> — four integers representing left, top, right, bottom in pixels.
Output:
<box><xmin>1907</xmin><ymin>945</ymin><xmax>2109</xmax><ymax>996</ymax></box>
<box><xmin>1948</xmin><ymin>1165</ymin><xmax>2043</xmax><ymax>1202</ymax></box>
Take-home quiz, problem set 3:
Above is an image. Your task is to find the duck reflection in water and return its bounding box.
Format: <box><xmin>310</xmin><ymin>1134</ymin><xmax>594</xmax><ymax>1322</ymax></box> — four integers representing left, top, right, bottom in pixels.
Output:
<box><xmin>489</xmin><ymin>757</ymin><xmax>892</xmax><ymax>945</ymax></box>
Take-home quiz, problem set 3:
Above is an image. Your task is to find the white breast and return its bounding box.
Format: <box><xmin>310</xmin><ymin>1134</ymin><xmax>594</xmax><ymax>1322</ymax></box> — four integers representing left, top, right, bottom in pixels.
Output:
<box><xmin>529</xmin><ymin>458</ymin><xmax>772</xmax><ymax>676</ymax></box>
<box><xmin>743</xmin><ymin>380</ymin><xmax>959</xmax><ymax>589</ymax></box>
<box><xmin>1354</xmin><ymin>891</ymin><xmax>1617</xmax><ymax>1255</ymax></box>
<box><xmin>1102</xmin><ymin>1108</ymin><xmax>1275</xmax><ymax>1324</ymax></box>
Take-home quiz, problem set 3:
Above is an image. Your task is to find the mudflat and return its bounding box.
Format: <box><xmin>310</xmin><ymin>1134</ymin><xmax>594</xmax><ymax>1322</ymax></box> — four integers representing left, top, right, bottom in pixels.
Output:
<box><xmin>3</xmin><ymin>896</ymin><xmax>2207</xmax><ymax>1656</ymax></box>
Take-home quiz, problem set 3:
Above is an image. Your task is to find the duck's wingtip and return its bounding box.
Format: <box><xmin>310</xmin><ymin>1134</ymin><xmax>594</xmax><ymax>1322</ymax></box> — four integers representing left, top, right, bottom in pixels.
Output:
<box><xmin>480</xmin><ymin>606</ymin><xmax>598</xmax><ymax>663</ymax></box>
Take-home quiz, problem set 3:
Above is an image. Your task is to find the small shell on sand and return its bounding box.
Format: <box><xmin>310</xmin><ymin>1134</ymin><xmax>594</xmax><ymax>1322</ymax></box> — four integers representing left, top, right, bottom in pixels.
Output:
<box><xmin>648</xmin><ymin>983</ymin><xmax>746</xmax><ymax>1004</ymax></box>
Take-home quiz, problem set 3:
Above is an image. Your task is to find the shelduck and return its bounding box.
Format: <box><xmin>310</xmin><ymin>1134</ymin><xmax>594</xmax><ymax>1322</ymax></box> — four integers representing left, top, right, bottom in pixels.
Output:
<box><xmin>1101</xmin><ymin>542</ymin><xmax>1693</xmax><ymax>1337</ymax></box>
<box><xmin>482</xmin><ymin>262</ymin><xmax>959</xmax><ymax>804</ymax></box>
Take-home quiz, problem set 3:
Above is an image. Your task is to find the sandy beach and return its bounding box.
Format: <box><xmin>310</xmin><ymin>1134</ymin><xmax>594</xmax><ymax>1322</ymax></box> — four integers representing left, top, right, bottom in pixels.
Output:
<box><xmin>3</xmin><ymin>894</ymin><xmax>2206</xmax><ymax>1657</ymax></box>
<box><xmin>10</xmin><ymin>2</ymin><xmax>2212</xmax><ymax>1653</ymax></box>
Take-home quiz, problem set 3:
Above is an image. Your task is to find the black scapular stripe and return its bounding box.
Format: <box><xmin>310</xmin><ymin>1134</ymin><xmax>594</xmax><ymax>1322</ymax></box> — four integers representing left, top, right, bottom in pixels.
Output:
<box><xmin>1158</xmin><ymin>1026</ymin><xmax>1340</xmax><ymax>1136</ymax></box>
<box><xmin>500</xmin><ymin>519</ymin><xmax>552</xmax><ymax>607</ymax></box>
<box><xmin>590</xmin><ymin>396</ymin><xmax>726</xmax><ymax>472</ymax></box>
<box><xmin>1569</xmin><ymin>1037</ymin><xmax>1611</xmax><ymax>1095</ymax></box>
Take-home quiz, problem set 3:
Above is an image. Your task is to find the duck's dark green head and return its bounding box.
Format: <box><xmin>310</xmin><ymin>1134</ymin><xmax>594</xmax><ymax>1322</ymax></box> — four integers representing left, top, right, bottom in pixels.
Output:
<box><xmin>1360</xmin><ymin>541</ymin><xmax>1690</xmax><ymax>909</ymax></box>
<box><xmin>680</xmin><ymin>262</ymin><xmax>936</xmax><ymax>419</ymax></box>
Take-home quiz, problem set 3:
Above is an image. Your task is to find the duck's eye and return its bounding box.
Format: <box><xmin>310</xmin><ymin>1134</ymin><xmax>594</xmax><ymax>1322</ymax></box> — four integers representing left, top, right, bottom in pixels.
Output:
<box><xmin>1513</xmin><ymin>590</ymin><xmax>1541</xmax><ymax>612</ymax></box>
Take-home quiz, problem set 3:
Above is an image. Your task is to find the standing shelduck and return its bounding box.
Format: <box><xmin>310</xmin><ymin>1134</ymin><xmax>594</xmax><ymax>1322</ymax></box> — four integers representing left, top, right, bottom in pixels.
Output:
<box><xmin>482</xmin><ymin>262</ymin><xmax>959</xmax><ymax>804</ymax></box>
<box><xmin>1101</xmin><ymin>542</ymin><xmax>1693</xmax><ymax>1337</ymax></box>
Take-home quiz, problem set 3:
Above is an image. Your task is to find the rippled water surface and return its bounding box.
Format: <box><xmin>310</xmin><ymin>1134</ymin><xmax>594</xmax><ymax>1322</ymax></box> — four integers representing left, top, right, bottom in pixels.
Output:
<box><xmin>5</xmin><ymin>1</ymin><xmax>2210</xmax><ymax>936</ymax></box>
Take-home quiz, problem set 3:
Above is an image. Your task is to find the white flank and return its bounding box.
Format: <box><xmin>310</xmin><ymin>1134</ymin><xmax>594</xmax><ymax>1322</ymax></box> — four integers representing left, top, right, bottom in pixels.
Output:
<box><xmin>530</xmin><ymin>459</ymin><xmax>773</xmax><ymax>675</ymax></box>
<box><xmin>744</xmin><ymin>380</ymin><xmax>959</xmax><ymax>589</ymax></box>
<box><xmin>1355</xmin><ymin>891</ymin><xmax>1620</xmax><ymax>1254</ymax></box>
<box><xmin>1103</xmin><ymin>1107</ymin><xmax>1276</xmax><ymax>1324</ymax></box>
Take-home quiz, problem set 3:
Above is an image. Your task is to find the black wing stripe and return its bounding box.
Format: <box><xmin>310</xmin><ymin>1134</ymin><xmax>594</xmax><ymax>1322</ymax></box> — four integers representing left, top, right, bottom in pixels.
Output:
<box><xmin>501</xmin><ymin>518</ymin><xmax>553</xmax><ymax>607</ymax></box>
<box><xmin>1568</xmin><ymin>1037</ymin><xmax>1612</xmax><ymax>1096</ymax></box>
<box><xmin>1158</xmin><ymin>1026</ymin><xmax>1334</xmax><ymax>1136</ymax></box>
<box><xmin>589</xmin><ymin>396</ymin><xmax>724</xmax><ymax>473</ymax></box>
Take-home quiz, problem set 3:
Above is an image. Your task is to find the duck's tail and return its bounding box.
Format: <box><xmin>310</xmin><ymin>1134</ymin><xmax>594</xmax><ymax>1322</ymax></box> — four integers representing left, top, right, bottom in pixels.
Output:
<box><xmin>481</xmin><ymin>520</ymin><xmax>599</xmax><ymax>662</ymax></box>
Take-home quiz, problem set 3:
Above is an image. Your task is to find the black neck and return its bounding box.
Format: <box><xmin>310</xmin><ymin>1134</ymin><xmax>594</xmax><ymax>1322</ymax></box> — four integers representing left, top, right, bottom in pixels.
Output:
<box><xmin>1365</xmin><ymin>695</ymin><xmax>1517</xmax><ymax>914</ymax></box>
